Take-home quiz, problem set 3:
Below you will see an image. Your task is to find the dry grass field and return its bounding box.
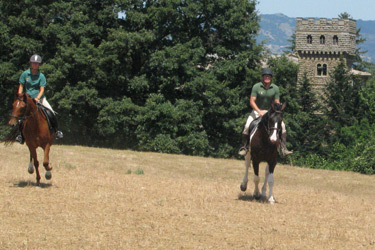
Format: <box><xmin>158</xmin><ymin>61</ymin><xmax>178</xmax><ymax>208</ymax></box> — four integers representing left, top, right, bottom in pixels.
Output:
<box><xmin>0</xmin><ymin>144</ymin><xmax>374</xmax><ymax>249</ymax></box>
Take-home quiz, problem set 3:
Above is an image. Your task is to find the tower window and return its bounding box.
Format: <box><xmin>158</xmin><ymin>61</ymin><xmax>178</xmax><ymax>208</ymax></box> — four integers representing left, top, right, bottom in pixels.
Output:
<box><xmin>322</xmin><ymin>64</ymin><xmax>327</xmax><ymax>75</ymax></box>
<box><xmin>333</xmin><ymin>35</ymin><xmax>338</xmax><ymax>45</ymax></box>
<box><xmin>317</xmin><ymin>64</ymin><xmax>327</xmax><ymax>76</ymax></box>
<box><xmin>307</xmin><ymin>35</ymin><xmax>312</xmax><ymax>44</ymax></box>
<box><xmin>320</xmin><ymin>35</ymin><xmax>325</xmax><ymax>44</ymax></box>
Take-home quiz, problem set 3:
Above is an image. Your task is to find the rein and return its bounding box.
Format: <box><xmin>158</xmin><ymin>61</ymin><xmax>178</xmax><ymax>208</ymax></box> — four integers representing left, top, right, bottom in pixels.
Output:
<box><xmin>262</xmin><ymin>111</ymin><xmax>282</xmax><ymax>137</ymax></box>
<box><xmin>10</xmin><ymin>97</ymin><xmax>40</xmax><ymax>121</ymax></box>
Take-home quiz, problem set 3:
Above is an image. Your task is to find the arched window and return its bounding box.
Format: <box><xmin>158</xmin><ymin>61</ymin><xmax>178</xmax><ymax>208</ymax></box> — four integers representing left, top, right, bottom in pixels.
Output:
<box><xmin>307</xmin><ymin>35</ymin><xmax>312</xmax><ymax>44</ymax></box>
<box><xmin>320</xmin><ymin>35</ymin><xmax>325</xmax><ymax>44</ymax></box>
<box><xmin>317</xmin><ymin>64</ymin><xmax>328</xmax><ymax>76</ymax></box>
<box><xmin>317</xmin><ymin>64</ymin><xmax>322</xmax><ymax>76</ymax></box>
<box><xmin>333</xmin><ymin>35</ymin><xmax>338</xmax><ymax>45</ymax></box>
<box><xmin>322</xmin><ymin>64</ymin><xmax>327</xmax><ymax>76</ymax></box>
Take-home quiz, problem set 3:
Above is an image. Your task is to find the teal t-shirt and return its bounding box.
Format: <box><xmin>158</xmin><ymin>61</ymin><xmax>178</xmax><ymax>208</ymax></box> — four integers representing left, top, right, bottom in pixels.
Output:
<box><xmin>251</xmin><ymin>82</ymin><xmax>280</xmax><ymax>110</ymax></box>
<box><xmin>19</xmin><ymin>69</ymin><xmax>46</xmax><ymax>98</ymax></box>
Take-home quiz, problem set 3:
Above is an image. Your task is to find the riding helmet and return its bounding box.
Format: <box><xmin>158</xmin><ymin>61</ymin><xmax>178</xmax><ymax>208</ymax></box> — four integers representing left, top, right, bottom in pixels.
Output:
<box><xmin>30</xmin><ymin>54</ymin><xmax>42</xmax><ymax>64</ymax></box>
<box><xmin>261</xmin><ymin>68</ymin><xmax>273</xmax><ymax>76</ymax></box>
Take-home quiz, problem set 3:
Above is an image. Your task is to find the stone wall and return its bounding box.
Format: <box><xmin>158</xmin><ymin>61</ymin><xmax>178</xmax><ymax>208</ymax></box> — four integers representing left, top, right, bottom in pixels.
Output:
<box><xmin>296</xmin><ymin>18</ymin><xmax>356</xmax><ymax>90</ymax></box>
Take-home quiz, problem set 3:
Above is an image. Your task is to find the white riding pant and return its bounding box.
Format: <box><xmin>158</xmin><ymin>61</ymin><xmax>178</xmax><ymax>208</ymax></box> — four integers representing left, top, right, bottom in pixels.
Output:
<box><xmin>39</xmin><ymin>97</ymin><xmax>55</xmax><ymax>114</ymax></box>
<box><xmin>242</xmin><ymin>110</ymin><xmax>286</xmax><ymax>135</ymax></box>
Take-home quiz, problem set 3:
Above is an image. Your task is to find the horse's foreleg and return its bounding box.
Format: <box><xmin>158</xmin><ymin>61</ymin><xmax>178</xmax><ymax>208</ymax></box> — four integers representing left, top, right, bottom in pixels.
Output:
<box><xmin>28</xmin><ymin>155</ymin><xmax>34</xmax><ymax>174</ymax></box>
<box><xmin>252</xmin><ymin>161</ymin><xmax>260</xmax><ymax>198</ymax></box>
<box><xmin>240</xmin><ymin>152</ymin><xmax>251</xmax><ymax>191</ymax></box>
<box><xmin>268</xmin><ymin>163</ymin><xmax>276</xmax><ymax>204</ymax></box>
<box><xmin>43</xmin><ymin>144</ymin><xmax>52</xmax><ymax>180</ymax></box>
<box><xmin>28</xmin><ymin>146</ymin><xmax>40</xmax><ymax>185</ymax></box>
<box><xmin>261</xmin><ymin>164</ymin><xmax>270</xmax><ymax>198</ymax></box>
<box><xmin>268</xmin><ymin>173</ymin><xmax>275</xmax><ymax>204</ymax></box>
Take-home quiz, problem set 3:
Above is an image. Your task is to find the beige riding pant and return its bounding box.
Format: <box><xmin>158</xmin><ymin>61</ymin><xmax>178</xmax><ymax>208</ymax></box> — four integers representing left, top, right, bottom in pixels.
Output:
<box><xmin>40</xmin><ymin>97</ymin><xmax>55</xmax><ymax>114</ymax></box>
<box><xmin>242</xmin><ymin>110</ymin><xmax>286</xmax><ymax>135</ymax></box>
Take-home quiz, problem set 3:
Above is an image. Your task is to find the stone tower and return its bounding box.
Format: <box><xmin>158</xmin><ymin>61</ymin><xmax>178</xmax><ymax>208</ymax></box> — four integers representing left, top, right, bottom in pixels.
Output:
<box><xmin>295</xmin><ymin>18</ymin><xmax>357</xmax><ymax>91</ymax></box>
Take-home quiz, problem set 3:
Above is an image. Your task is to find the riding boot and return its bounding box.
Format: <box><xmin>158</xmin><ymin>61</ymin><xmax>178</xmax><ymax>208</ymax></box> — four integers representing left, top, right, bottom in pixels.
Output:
<box><xmin>51</xmin><ymin>113</ymin><xmax>63</xmax><ymax>139</ymax></box>
<box><xmin>15</xmin><ymin>120</ymin><xmax>25</xmax><ymax>144</ymax></box>
<box><xmin>238</xmin><ymin>133</ymin><xmax>250</xmax><ymax>156</ymax></box>
<box><xmin>280</xmin><ymin>133</ymin><xmax>293</xmax><ymax>158</ymax></box>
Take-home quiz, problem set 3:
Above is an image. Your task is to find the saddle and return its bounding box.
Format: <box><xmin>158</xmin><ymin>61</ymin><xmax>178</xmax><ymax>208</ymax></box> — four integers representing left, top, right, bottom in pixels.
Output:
<box><xmin>37</xmin><ymin>103</ymin><xmax>57</xmax><ymax>132</ymax></box>
<box><xmin>249</xmin><ymin>116</ymin><xmax>261</xmax><ymax>136</ymax></box>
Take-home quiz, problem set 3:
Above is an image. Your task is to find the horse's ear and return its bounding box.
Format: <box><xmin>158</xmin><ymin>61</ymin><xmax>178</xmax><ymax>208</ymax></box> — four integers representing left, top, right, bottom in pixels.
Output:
<box><xmin>281</xmin><ymin>102</ymin><xmax>286</xmax><ymax>111</ymax></box>
<box><xmin>271</xmin><ymin>102</ymin><xmax>276</xmax><ymax>111</ymax></box>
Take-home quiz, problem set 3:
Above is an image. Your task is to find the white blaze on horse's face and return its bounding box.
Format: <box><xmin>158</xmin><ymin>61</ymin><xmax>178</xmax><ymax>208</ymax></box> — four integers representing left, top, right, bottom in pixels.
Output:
<box><xmin>270</xmin><ymin>122</ymin><xmax>278</xmax><ymax>143</ymax></box>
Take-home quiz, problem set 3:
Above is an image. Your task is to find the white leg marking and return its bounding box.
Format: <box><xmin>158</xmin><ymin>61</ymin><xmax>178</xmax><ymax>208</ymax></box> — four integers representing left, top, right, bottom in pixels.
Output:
<box><xmin>241</xmin><ymin>152</ymin><xmax>251</xmax><ymax>191</ymax></box>
<box><xmin>270</xmin><ymin>122</ymin><xmax>278</xmax><ymax>142</ymax></box>
<box><xmin>28</xmin><ymin>160</ymin><xmax>34</xmax><ymax>174</ymax></box>
<box><xmin>262</xmin><ymin>164</ymin><xmax>269</xmax><ymax>197</ymax></box>
<box><xmin>268</xmin><ymin>173</ymin><xmax>275</xmax><ymax>204</ymax></box>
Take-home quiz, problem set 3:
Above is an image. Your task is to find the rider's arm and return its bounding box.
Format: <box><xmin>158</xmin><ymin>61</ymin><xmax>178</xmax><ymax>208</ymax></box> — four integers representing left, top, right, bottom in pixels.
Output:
<box><xmin>274</xmin><ymin>99</ymin><xmax>280</xmax><ymax>104</ymax></box>
<box><xmin>250</xmin><ymin>96</ymin><xmax>265</xmax><ymax>116</ymax></box>
<box><xmin>34</xmin><ymin>86</ymin><xmax>44</xmax><ymax>102</ymax></box>
<box><xmin>18</xmin><ymin>84</ymin><xmax>23</xmax><ymax>95</ymax></box>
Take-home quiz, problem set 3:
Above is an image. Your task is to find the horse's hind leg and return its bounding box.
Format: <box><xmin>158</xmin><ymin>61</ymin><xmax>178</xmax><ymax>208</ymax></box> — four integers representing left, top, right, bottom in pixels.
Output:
<box><xmin>261</xmin><ymin>164</ymin><xmax>270</xmax><ymax>198</ymax></box>
<box><xmin>43</xmin><ymin>144</ymin><xmax>52</xmax><ymax>180</ymax></box>
<box><xmin>28</xmin><ymin>146</ymin><xmax>40</xmax><ymax>185</ymax></box>
<box><xmin>240</xmin><ymin>152</ymin><xmax>251</xmax><ymax>191</ymax></box>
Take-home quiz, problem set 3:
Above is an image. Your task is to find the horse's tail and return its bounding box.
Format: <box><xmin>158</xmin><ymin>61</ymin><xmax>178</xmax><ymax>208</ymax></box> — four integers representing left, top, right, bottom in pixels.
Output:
<box><xmin>1</xmin><ymin>126</ymin><xmax>19</xmax><ymax>146</ymax></box>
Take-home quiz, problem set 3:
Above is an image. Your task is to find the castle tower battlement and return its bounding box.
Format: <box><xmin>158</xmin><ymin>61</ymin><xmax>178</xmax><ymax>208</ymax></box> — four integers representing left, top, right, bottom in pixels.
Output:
<box><xmin>296</xmin><ymin>18</ymin><xmax>356</xmax><ymax>55</ymax></box>
<box><xmin>296</xmin><ymin>17</ymin><xmax>357</xmax><ymax>91</ymax></box>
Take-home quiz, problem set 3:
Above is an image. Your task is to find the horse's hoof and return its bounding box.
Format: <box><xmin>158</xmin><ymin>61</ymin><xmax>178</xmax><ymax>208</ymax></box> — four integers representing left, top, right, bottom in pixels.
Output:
<box><xmin>28</xmin><ymin>166</ymin><xmax>34</xmax><ymax>174</ymax></box>
<box><xmin>45</xmin><ymin>171</ymin><xmax>52</xmax><ymax>180</ymax></box>
<box><xmin>268</xmin><ymin>197</ymin><xmax>276</xmax><ymax>204</ymax></box>
<box><xmin>240</xmin><ymin>183</ymin><xmax>247</xmax><ymax>192</ymax></box>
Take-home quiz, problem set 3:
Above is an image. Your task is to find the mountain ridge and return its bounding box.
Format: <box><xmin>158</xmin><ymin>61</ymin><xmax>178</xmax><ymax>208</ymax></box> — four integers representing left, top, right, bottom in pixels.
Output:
<box><xmin>258</xmin><ymin>14</ymin><xmax>375</xmax><ymax>62</ymax></box>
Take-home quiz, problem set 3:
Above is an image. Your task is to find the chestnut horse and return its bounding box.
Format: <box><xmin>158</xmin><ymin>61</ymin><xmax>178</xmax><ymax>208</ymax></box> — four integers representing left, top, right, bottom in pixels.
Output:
<box><xmin>5</xmin><ymin>93</ymin><xmax>54</xmax><ymax>186</ymax></box>
<box><xmin>240</xmin><ymin>102</ymin><xmax>286</xmax><ymax>204</ymax></box>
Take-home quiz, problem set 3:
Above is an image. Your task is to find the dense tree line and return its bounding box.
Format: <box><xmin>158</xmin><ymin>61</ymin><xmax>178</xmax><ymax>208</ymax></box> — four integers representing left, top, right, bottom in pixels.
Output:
<box><xmin>1</xmin><ymin>1</ymin><xmax>374</xmax><ymax>174</ymax></box>
<box><xmin>1</xmin><ymin>0</ymin><xmax>262</xmax><ymax>157</ymax></box>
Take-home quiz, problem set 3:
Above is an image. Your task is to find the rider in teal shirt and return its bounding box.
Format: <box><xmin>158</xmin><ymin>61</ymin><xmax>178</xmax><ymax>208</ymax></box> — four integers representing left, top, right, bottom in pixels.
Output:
<box><xmin>16</xmin><ymin>54</ymin><xmax>63</xmax><ymax>144</ymax></box>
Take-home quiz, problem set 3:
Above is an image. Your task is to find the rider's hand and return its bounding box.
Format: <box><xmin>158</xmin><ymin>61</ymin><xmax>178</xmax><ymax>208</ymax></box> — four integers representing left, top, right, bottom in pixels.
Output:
<box><xmin>258</xmin><ymin>110</ymin><xmax>265</xmax><ymax>117</ymax></box>
<box><xmin>34</xmin><ymin>98</ymin><xmax>40</xmax><ymax>103</ymax></box>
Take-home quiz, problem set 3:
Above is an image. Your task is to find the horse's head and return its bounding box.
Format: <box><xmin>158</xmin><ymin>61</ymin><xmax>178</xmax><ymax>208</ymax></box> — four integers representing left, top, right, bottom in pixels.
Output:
<box><xmin>8</xmin><ymin>93</ymin><xmax>29</xmax><ymax>127</ymax></box>
<box><xmin>265</xmin><ymin>102</ymin><xmax>286</xmax><ymax>144</ymax></box>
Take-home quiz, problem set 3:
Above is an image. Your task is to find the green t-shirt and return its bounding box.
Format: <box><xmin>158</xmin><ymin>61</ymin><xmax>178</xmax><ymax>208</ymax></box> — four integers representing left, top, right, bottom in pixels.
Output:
<box><xmin>251</xmin><ymin>82</ymin><xmax>280</xmax><ymax>110</ymax></box>
<box><xmin>19</xmin><ymin>69</ymin><xmax>46</xmax><ymax>98</ymax></box>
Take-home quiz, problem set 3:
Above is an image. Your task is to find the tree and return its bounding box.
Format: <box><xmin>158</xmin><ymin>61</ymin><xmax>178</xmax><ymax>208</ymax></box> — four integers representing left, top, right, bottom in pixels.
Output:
<box><xmin>338</xmin><ymin>12</ymin><xmax>368</xmax><ymax>70</ymax></box>
<box><xmin>1</xmin><ymin>0</ymin><xmax>263</xmax><ymax>157</ymax></box>
<box><xmin>323</xmin><ymin>58</ymin><xmax>362</xmax><ymax>144</ymax></box>
<box><xmin>283</xmin><ymin>33</ymin><xmax>296</xmax><ymax>54</ymax></box>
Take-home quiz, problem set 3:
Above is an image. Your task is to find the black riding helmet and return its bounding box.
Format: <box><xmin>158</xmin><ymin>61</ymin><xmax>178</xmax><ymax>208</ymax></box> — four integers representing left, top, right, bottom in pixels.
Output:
<box><xmin>261</xmin><ymin>68</ymin><xmax>273</xmax><ymax>76</ymax></box>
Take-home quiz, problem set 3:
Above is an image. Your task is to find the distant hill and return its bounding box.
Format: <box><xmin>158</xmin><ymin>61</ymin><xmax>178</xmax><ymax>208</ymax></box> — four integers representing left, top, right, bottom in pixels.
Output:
<box><xmin>257</xmin><ymin>13</ymin><xmax>375</xmax><ymax>62</ymax></box>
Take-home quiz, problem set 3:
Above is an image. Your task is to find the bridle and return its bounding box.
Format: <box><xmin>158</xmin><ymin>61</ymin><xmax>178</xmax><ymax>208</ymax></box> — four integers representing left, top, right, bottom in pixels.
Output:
<box><xmin>10</xmin><ymin>96</ymin><xmax>39</xmax><ymax>121</ymax></box>
<box><xmin>263</xmin><ymin>110</ymin><xmax>283</xmax><ymax>138</ymax></box>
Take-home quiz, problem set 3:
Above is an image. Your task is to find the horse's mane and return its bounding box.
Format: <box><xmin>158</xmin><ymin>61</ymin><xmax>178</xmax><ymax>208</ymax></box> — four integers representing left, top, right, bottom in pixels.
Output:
<box><xmin>1</xmin><ymin>93</ymin><xmax>34</xmax><ymax>146</ymax></box>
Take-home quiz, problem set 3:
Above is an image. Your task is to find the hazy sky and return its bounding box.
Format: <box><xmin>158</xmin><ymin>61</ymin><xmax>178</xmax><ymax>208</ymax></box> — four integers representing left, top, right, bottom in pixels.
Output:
<box><xmin>257</xmin><ymin>0</ymin><xmax>375</xmax><ymax>21</ymax></box>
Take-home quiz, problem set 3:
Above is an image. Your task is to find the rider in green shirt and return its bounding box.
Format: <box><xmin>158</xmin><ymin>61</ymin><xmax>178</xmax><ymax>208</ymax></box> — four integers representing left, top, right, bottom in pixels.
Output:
<box><xmin>238</xmin><ymin>68</ymin><xmax>292</xmax><ymax>157</ymax></box>
<box><xmin>16</xmin><ymin>54</ymin><xmax>63</xmax><ymax>144</ymax></box>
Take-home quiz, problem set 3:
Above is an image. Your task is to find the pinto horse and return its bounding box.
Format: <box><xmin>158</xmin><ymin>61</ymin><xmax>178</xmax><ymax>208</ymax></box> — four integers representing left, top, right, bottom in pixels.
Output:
<box><xmin>5</xmin><ymin>93</ymin><xmax>54</xmax><ymax>186</ymax></box>
<box><xmin>240</xmin><ymin>102</ymin><xmax>286</xmax><ymax>204</ymax></box>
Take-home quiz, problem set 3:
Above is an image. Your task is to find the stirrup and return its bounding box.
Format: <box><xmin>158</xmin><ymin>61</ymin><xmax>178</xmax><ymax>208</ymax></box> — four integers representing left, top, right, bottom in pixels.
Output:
<box><xmin>55</xmin><ymin>131</ymin><xmax>63</xmax><ymax>139</ymax></box>
<box><xmin>238</xmin><ymin>147</ymin><xmax>248</xmax><ymax>156</ymax></box>
<box><xmin>16</xmin><ymin>135</ymin><xmax>25</xmax><ymax>144</ymax></box>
